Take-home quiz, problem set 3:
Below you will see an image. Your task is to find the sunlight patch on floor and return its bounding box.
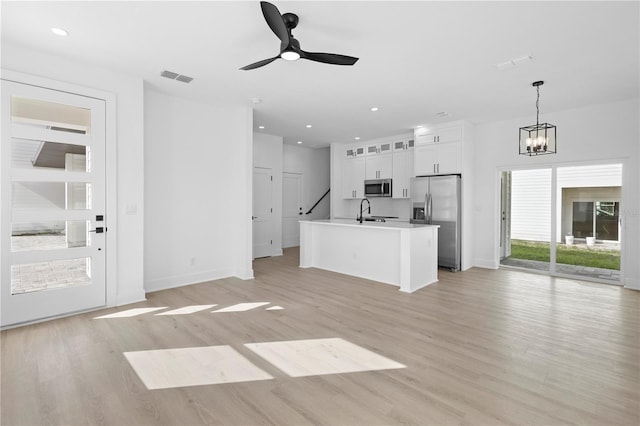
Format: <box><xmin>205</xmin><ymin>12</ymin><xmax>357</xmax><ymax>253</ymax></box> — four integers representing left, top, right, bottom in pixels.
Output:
<box><xmin>124</xmin><ymin>338</ymin><xmax>405</xmax><ymax>390</ymax></box>
<box><xmin>155</xmin><ymin>305</ymin><xmax>217</xmax><ymax>315</ymax></box>
<box><xmin>93</xmin><ymin>307</ymin><xmax>168</xmax><ymax>319</ymax></box>
<box><xmin>93</xmin><ymin>302</ymin><xmax>284</xmax><ymax>319</ymax></box>
<box><xmin>245</xmin><ymin>337</ymin><xmax>406</xmax><ymax>377</ymax></box>
<box><xmin>212</xmin><ymin>302</ymin><xmax>270</xmax><ymax>313</ymax></box>
<box><xmin>265</xmin><ymin>305</ymin><xmax>284</xmax><ymax>310</ymax></box>
<box><xmin>124</xmin><ymin>346</ymin><xmax>273</xmax><ymax>390</ymax></box>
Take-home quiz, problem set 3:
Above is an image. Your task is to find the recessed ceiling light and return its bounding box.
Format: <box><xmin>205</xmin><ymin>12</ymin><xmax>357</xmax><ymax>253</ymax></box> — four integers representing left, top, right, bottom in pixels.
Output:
<box><xmin>297</xmin><ymin>141</ymin><xmax>303</xmax><ymax>144</ymax></box>
<box><xmin>436</xmin><ymin>111</ymin><xmax>450</xmax><ymax>117</ymax></box>
<box><xmin>354</xmin><ymin>137</ymin><xmax>360</xmax><ymax>140</ymax></box>
<box><xmin>51</xmin><ymin>27</ymin><xmax>69</xmax><ymax>37</ymax></box>
<box><xmin>258</xmin><ymin>126</ymin><xmax>265</xmax><ymax>129</ymax></box>
<box><xmin>370</xmin><ymin>107</ymin><xmax>379</xmax><ymax>112</ymax></box>
<box><xmin>306</xmin><ymin>124</ymin><xmax>312</xmax><ymax>128</ymax></box>
<box><xmin>251</xmin><ymin>98</ymin><xmax>262</xmax><ymax>104</ymax></box>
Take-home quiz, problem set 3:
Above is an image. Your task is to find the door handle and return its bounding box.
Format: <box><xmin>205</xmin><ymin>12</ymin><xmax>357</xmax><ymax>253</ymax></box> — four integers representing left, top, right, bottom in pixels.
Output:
<box><xmin>89</xmin><ymin>227</ymin><xmax>104</xmax><ymax>233</ymax></box>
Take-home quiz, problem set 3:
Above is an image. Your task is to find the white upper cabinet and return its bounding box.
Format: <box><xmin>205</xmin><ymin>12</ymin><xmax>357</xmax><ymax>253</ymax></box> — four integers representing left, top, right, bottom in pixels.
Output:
<box><xmin>393</xmin><ymin>139</ymin><xmax>414</xmax><ymax>151</ymax></box>
<box><xmin>365</xmin><ymin>153</ymin><xmax>392</xmax><ymax>180</ymax></box>
<box><xmin>365</xmin><ymin>141</ymin><xmax>393</xmax><ymax>179</ymax></box>
<box><xmin>346</xmin><ymin>146</ymin><xmax>365</xmax><ymax>158</ymax></box>
<box><xmin>366</xmin><ymin>142</ymin><xmax>392</xmax><ymax>155</ymax></box>
<box><xmin>415</xmin><ymin>126</ymin><xmax>462</xmax><ymax>145</ymax></box>
<box><xmin>392</xmin><ymin>149</ymin><xmax>413</xmax><ymax>198</ymax></box>
<box><xmin>415</xmin><ymin>142</ymin><xmax>461</xmax><ymax>175</ymax></box>
<box><xmin>342</xmin><ymin>156</ymin><xmax>366</xmax><ymax>199</ymax></box>
<box><xmin>414</xmin><ymin>123</ymin><xmax>464</xmax><ymax>175</ymax></box>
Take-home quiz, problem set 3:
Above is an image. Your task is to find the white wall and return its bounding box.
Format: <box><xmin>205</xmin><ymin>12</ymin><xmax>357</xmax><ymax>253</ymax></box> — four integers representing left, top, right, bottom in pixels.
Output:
<box><xmin>2</xmin><ymin>43</ymin><xmax>146</xmax><ymax>305</ymax></box>
<box><xmin>253</xmin><ymin>133</ymin><xmax>283</xmax><ymax>256</ymax></box>
<box><xmin>473</xmin><ymin>98</ymin><xmax>640</xmax><ymax>290</ymax></box>
<box><xmin>283</xmin><ymin>144</ymin><xmax>331</xmax><ymax>221</ymax></box>
<box><xmin>144</xmin><ymin>89</ymin><xmax>253</xmax><ymax>291</ymax></box>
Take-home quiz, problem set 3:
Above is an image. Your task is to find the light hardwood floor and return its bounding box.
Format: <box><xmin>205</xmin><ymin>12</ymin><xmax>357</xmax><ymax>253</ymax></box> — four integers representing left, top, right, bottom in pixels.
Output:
<box><xmin>2</xmin><ymin>247</ymin><xmax>639</xmax><ymax>425</ymax></box>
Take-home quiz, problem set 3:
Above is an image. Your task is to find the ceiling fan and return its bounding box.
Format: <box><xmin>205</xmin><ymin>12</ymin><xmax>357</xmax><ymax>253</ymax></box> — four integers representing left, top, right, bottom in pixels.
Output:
<box><xmin>240</xmin><ymin>1</ymin><xmax>359</xmax><ymax>70</ymax></box>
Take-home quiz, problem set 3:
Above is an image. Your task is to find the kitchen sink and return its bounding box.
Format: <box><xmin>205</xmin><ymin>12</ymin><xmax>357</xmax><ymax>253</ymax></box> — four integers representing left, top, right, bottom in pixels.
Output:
<box><xmin>358</xmin><ymin>217</ymin><xmax>386</xmax><ymax>222</ymax></box>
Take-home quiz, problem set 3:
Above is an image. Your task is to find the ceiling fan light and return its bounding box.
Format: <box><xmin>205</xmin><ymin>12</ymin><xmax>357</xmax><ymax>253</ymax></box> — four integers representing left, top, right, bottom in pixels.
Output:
<box><xmin>281</xmin><ymin>50</ymin><xmax>300</xmax><ymax>61</ymax></box>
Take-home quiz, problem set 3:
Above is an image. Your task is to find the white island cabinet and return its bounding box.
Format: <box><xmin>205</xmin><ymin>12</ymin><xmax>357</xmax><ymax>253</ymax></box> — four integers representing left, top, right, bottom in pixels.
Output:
<box><xmin>299</xmin><ymin>220</ymin><xmax>439</xmax><ymax>293</ymax></box>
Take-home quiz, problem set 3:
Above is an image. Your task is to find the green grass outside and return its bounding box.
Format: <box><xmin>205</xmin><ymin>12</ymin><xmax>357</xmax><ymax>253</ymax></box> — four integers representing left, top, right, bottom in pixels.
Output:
<box><xmin>509</xmin><ymin>239</ymin><xmax>620</xmax><ymax>270</ymax></box>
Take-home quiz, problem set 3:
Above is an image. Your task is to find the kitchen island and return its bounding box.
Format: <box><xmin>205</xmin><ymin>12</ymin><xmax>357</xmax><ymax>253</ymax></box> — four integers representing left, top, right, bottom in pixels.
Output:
<box><xmin>299</xmin><ymin>219</ymin><xmax>439</xmax><ymax>293</ymax></box>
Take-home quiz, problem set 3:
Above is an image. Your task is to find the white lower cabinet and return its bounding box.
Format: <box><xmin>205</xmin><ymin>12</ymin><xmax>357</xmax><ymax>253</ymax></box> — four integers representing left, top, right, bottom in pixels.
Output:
<box><xmin>392</xmin><ymin>149</ymin><xmax>413</xmax><ymax>198</ymax></box>
<box><xmin>414</xmin><ymin>141</ymin><xmax>461</xmax><ymax>175</ymax></box>
<box><xmin>342</xmin><ymin>156</ymin><xmax>366</xmax><ymax>199</ymax></box>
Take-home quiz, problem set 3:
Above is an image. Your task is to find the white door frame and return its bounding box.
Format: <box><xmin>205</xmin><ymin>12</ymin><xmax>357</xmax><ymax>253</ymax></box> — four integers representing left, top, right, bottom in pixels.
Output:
<box><xmin>282</xmin><ymin>172</ymin><xmax>303</xmax><ymax>248</ymax></box>
<box><xmin>252</xmin><ymin>166</ymin><xmax>273</xmax><ymax>259</ymax></box>
<box><xmin>496</xmin><ymin>159</ymin><xmax>627</xmax><ymax>286</ymax></box>
<box><xmin>1</xmin><ymin>69</ymin><xmax>117</xmax><ymax>324</ymax></box>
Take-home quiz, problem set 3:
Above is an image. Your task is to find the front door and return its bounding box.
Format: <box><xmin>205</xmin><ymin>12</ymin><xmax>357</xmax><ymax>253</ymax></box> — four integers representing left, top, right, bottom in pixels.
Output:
<box><xmin>1</xmin><ymin>80</ymin><xmax>107</xmax><ymax>327</ymax></box>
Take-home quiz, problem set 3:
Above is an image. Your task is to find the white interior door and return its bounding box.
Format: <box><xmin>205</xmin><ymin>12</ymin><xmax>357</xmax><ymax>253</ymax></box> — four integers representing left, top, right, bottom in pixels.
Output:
<box><xmin>1</xmin><ymin>80</ymin><xmax>107</xmax><ymax>327</ymax></box>
<box><xmin>252</xmin><ymin>167</ymin><xmax>272</xmax><ymax>259</ymax></box>
<box><xmin>282</xmin><ymin>172</ymin><xmax>303</xmax><ymax>248</ymax></box>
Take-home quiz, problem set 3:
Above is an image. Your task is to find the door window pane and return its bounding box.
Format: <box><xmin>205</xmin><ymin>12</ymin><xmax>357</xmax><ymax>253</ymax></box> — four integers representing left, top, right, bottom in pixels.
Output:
<box><xmin>11</xmin><ymin>257</ymin><xmax>92</xmax><ymax>295</ymax></box>
<box><xmin>11</xmin><ymin>97</ymin><xmax>91</xmax><ymax>131</ymax></box>
<box><xmin>11</xmin><ymin>139</ymin><xmax>90</xmax><ymax>172</ymax></box>
<box><xmin>12</xmin><ymin>182</ymin><xmax>92</xmax><ymax>209</ymax></box>
<box><xmin>500</xmin><ymin>168</ymin><xmax>551</xmax><ymax>272</ymax></box>
<box><xmin>11</xmin><ymin>220</ymin><xmax>91</xmax><ymax>251</ymax></box>
<box><xmin>557</xmin><ymin>165</ymin><xmax>621</xmax><ymax>281</ymax></box>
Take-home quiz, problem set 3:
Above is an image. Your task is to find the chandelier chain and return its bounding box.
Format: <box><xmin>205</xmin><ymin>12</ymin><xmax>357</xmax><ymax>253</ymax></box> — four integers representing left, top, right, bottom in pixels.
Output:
<box><xmin>536</xmin><ymin>85</ymin><xmax>540</xmax><ymax>126</ymax></box>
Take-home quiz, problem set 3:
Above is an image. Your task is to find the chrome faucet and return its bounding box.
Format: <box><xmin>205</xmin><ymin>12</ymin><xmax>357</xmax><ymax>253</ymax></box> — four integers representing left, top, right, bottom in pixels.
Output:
<box><xmin>359</xmin><ymin>198</ymin><xmax>371</xmax><ymax>223</ymax></box>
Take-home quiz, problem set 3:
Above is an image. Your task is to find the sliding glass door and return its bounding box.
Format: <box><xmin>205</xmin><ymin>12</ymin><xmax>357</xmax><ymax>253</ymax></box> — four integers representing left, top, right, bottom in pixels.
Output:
<box><xmin>501</xmin><ymin>163</ymin><xmax>622</xmax><ymax>284</ymax></box>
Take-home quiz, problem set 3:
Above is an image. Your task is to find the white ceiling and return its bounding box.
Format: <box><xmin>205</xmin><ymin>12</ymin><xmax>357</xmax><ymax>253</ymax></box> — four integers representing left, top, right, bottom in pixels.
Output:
<box><xmin>2</xmin><ymin>1</ymin><xmax>638</xmax><ymax>148</ymax></box>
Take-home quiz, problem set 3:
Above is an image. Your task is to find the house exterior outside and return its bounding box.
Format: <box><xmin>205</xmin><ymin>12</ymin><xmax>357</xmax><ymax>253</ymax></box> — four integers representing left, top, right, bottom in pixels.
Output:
<box><xmin>510</xmin><ymin>164</ymin><xmax>622</xmax><ymax>244</ymax></box>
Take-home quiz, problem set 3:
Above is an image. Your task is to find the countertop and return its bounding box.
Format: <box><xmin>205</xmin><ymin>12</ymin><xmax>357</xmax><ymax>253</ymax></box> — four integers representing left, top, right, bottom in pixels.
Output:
<box><xmin>300</xmin><ymin>219</ymin><xmax>439</xmax><ymax>231</ymax></box>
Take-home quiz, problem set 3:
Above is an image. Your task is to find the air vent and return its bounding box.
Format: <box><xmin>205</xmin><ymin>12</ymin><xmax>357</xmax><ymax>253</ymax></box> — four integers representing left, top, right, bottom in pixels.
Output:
<box><xmin>160</xmin><ymin>70</ymin><xmax>194</xmax><ymax>83</ymax></box>
<box><xmin>495</xmin><ymin>55</ymin><xmax>533</xmax><ymax>70</ymax></box>
<box><xmin>160</xmin><ymin>70</ymin><xmax>179</xmax><ymax>79</ymax></box>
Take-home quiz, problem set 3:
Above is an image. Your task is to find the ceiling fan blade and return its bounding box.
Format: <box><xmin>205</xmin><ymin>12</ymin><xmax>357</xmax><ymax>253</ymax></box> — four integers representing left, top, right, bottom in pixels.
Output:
<box><xmin>240</xmin><ymin>56</ymin><xmax>280</xmax><ymax>70</ymax></box>
<box><xmin>300</xmin><ymin>51</ymin><xmax>359</xmax><ymax>66</ymax></box>
<box><xmin>260</xmin><ymin>1</ymin><xmax>290</xmax><ymax>43</ymax></box>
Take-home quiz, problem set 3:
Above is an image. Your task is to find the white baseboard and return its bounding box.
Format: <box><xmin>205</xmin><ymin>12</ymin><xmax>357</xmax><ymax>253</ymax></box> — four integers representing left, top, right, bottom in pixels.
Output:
<box><xmin>473</xmin><ymin>258</ymin><xmax>499</xmax><ymax>269</ymax></box>
<box><xmin>115</xmin><ymin>290</ymin><xmax>147</xmax><ymax>307</ymax></box>
<box><xmin>145</xmin><ymin>268</ymin><xmax>234</xmax><ymax>293</ymax></box>
<box><xmin>624</xmin><ymin>276</ymin><xmax>640</xmax><ymax>290</ymax></box>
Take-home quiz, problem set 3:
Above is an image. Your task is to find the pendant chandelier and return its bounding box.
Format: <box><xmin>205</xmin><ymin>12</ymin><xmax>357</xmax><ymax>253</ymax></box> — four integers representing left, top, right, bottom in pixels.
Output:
<box><xmin>519</xmin><ymin>80</ymin><xmax>556</xmax><ymax>156</ymax></box>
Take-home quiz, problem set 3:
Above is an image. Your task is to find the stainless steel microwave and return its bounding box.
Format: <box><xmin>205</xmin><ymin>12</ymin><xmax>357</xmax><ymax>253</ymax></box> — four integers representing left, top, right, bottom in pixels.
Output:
<box><xmin>364</xmin><ymin>178</ymin><xmax>392</xmax><ymax>197</ymax></box>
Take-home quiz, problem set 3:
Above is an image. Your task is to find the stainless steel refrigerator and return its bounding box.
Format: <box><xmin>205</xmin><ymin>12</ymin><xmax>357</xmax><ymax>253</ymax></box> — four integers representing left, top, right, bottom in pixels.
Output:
<box><xmin>410</xmin><ymin>175</ymin><xmax>461</xmax><ymax>271</ymax></box>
